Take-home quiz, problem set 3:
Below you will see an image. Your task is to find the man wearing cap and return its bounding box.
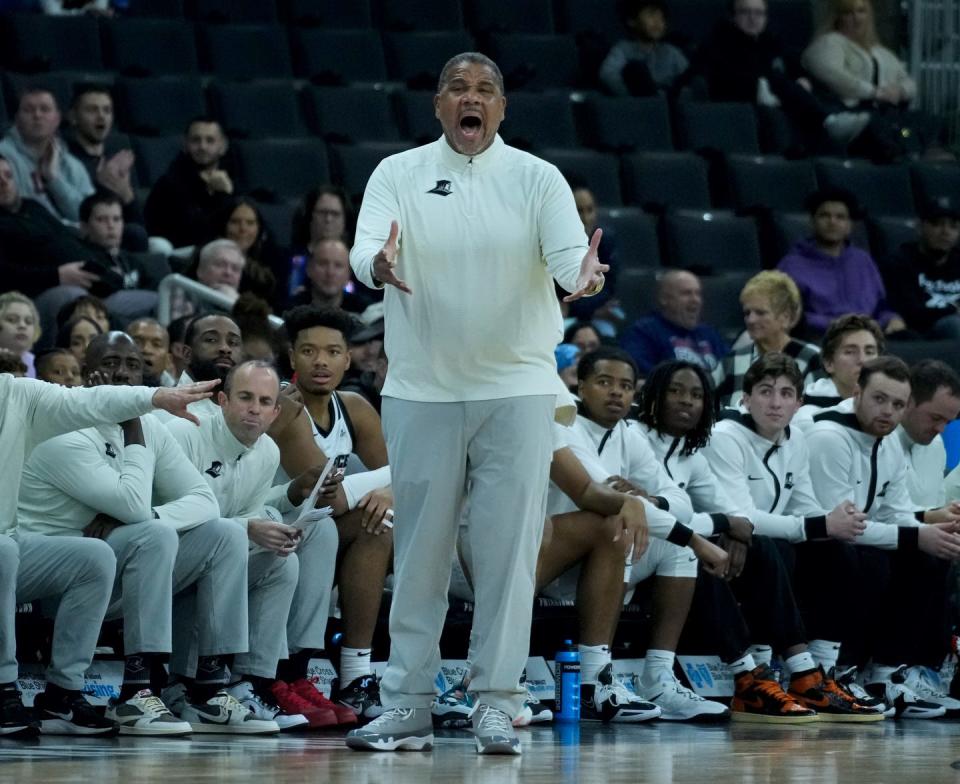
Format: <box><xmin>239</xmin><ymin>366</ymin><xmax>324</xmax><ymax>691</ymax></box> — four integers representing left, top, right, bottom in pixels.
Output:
<box><xmin>777</xmin><ymin>187</ymin><xmax>905</xmax><ymax>338</ymax></box>
<box><xmin>882</xmin><ymin>196</ymin><xmax>960</xmax><ymax>339</ymax></box>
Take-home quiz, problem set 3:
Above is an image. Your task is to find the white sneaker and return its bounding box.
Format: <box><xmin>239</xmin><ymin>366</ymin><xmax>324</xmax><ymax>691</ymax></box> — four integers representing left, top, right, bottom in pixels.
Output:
<box><xmin>901</xmin><ymin>666</ymin><xmax>960</xmax><ymax>718</ymax></box>
<box><xmin>179</xmin><ymin>690</ymin><xmax>281</xmax><ymax>734</ymax></box>
<box><xmin>635</xmin><ymin>672</ymin><xmax>730</xmax><ymax>723</ymax></box>
<box><xmin>865</xmin><ymin>665</ymin><xmax>947</xmax><ymax>719</ymax></box>
<box><xmin>512</xmin><ymin>671</ymin><xmax>553</xmax><ymax>727</ymax></box>
<box><xmin>582</xmin><ymin>663</ymin><xmax>661</xmax><ymax>723</ymax></box>
<box><xmin>225</xmin><ymin>681</ymin><xmax>308</xmax><ymax>731</ymax></box>
<box><xmin>106</xmin><ymin>690</ymin><xmax>193</xmax><ymax>736</ymax></box>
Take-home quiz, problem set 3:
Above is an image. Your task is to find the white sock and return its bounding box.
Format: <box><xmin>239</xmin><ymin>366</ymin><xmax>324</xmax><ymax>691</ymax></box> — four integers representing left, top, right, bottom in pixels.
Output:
<box><xmin>784</xmin><ymin>651</ymin><xmax>816</xmax><ymax>677</ymax></box>
<box><xmin>728</xmin><ymin>653</ymin><xmax>756</xmax><ymax>676</ymax></box>
<box><xmin>579</xmin><ymin>644</ymin><xmax>611</xmax><ymax>684</ymax></box>
<box><xmin>339</xmin><ymin>647</ymin><xmax>372</xmax><ymax>684</ymax></box>
<box><xmin>807</xmin><ymin>640</ymin><xmax>841</xmax><ymax>674</ymax></box>
<box><xmin>641</xmin><ymin>649</ymin><xmax>675</xmax><ymax>687</ymax></box>
<box><xmin>747</xmin><ymin>644</ymin><xmax>773</xmax><ymax>667</ymax></box>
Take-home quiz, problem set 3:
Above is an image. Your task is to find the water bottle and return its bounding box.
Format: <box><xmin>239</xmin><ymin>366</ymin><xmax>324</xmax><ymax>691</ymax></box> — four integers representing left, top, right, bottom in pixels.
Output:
<box><xmin>554</xmin><ymin>640</ymin><xmax>581</xmax><ymax>722</ymax></box>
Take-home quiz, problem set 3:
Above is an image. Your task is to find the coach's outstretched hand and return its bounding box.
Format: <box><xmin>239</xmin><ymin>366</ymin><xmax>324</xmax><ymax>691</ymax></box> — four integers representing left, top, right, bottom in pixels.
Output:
<box><xmin>152</xmin><ymin>380</ymin><xmax>219</xmax><ymax>425</ymax></box>
<box><xmin>563</xmin><ymin>228</ymin><xmax>609</xmax><ymax>303</ymax></box>
<box><xmin>373</xmin><ymin>220</ymin><xmax>412</xmax><ymax>294</ymax></box>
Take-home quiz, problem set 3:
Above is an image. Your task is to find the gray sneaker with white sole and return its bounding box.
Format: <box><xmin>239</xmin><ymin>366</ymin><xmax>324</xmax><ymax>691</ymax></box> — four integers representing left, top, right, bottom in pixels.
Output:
<box><xmin>472</xmin><ymin>704</ymin><xmax>521</xmax><ymax>755</ymax></box>
<box><xmin>345</xmin><ymin>707</ymin><xmax>434</xmax><ymax>751</ymax></box>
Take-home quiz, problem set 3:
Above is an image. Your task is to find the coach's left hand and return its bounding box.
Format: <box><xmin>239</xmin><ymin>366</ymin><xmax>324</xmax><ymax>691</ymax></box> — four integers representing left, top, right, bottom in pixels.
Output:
<box><xmin>563</xmin><ymin>228</ymin><xmax>609</xmax><ymax>303</ymax></box>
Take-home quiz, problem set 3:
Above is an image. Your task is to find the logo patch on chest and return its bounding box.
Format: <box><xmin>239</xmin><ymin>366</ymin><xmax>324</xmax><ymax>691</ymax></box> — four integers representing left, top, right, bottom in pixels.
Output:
<box><xmin>104</xmin><ymin>443</ymin><xmax>117</xmax><ymax>458</ymax></box>
<box><xmin>205</xmin><ymin>461</ymin><xmax>223</xmax><ymax>478</ymax></box>
<box><xmin>426</xmin><ymin>180</ymin><xmax>453</xmax><ymax>196</ymax></box>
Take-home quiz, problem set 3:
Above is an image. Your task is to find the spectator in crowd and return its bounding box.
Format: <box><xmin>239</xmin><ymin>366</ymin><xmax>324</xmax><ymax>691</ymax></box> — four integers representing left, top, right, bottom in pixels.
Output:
<box><xmin>127</xmin><ymin>317</ymin><xmax>174</xmax><ymax>387</ymax></box>
<box><xmin>683</xmin><ymin>0</ymin><xmax>870</xmax><ymax>149</ymax></box>
<box><xmin>713</xmin><ymin>271</ymin><xmax>820</xmax><ymax>407</ymax></box>
<box><xmin>40</xmin><ymin>0</ymin><xmax>112</xmax><ymax>14</ymax></box>
<box><xmin>565</xmin><ymin>321</ymin><xmax>603</xmax><ymax>356</ymax></box>
<box><xmin>144</xmin><ymin>118</ymin><xmax>235</xmax><ymax>248</ymax></box>
<box><xmin>56</xmin><ymin>314</ymin><xmax>102</xmax><ymax>364</ymax></box>
<box><xmin>231</xmin><ymin>293</ymin><xmax>285</xmax><ymax>366</ymax></box>
<box><xmin>209</xmin><ymin>196</ymin><xmax>289</xmax><ymax>310</ymax></box>
<box><xmin>167</xmin><ymin>314</ymin><xmax>194</xmax><ymax>383</ymax></box>
<box><xmin>0</xmin><ymin>87</ymin><xmax>94</xmax><ymax>223</ymax></box>
<box><xmin>565</xmin><ymin>180</ymin><xmax>620</xmax><ymax>328</ymax></box>
<box><xmin>599</xmin><ymin>0</ymin><xmax>689</xmax><ymax>96</ymax></box>
<box><xmin>0</xmin><ymin>348</ymin><xmax>27</xmax><ymax>377</ymax></box>
<box><xmin>184</xmin><ymin>239</ymin><xmax>246</xmax><ymax>311</ymax></box>
<box><xmin>57</xmin><ymin>294</ymin><xmax>110</xmax><ymax>335</ymax></box>
<box><xmin>340</xmin><ymin>314</ymin><xmax>385</xmax><ymax>409</ymax></box>
<box><xmin>0</xmin><ymin>291</ymin><xmax>41</xmax><ymax>378</ymax></box>
<box><xmin>896</xmin><ymin>360</ymin><xmax>960</xmax><ymax>511</ymax></box>
<box><xmin>64</xmin><ymin>84</ymin><xmax>142</xmax><ymax>229</ymax></box>
<box><xmin>803</xmin><ymin>0</ymin><xmax>915</xmax><ymax>110</ymax></box>
<box><xmin>882</xmin><ymin>196</ymin><xmax>960</xmax><ymax>339</ymax></box>
<box><xmin>291</xmin><ymin>184</ymin><xmax>353</xmax><ymax>252</ymax></box>
<box><xmin>795</xmin><ymin>313</ymin><xmax>884</xmax><ymax>429</ymax></box>
<box><xmin>35</xmin><ymin>348</ymin><xmax>81</xmax><ymax>387</ymax></box>
<box><xmin>288</xmin><ymin>239</ymin><xmax>367</xmax><ymax>314</ymax></box>
<box><xmin>777</xmin><ymin>188</ymin><xmax>904</xmax><ymax>337</ymax></box>
<box><xmin>620</xmin><ymin>270</ymin><xmax>728</xmax><ymax>375</ymax></box>
<box><xmin>555</xmin><ymin>343</ymin><xmax>581</xmax><ymax>392</ymax></box>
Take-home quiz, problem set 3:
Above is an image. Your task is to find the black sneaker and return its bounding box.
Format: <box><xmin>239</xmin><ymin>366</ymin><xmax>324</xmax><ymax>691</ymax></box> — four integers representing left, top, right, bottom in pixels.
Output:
<box><xmin>335</xmin><ymin>675</ymin><xmax>385</xmax><ymax>722</ymax></box>
<box><xmin>0</xmin><ymin>689</ymin><xmax>37</xmax><ymax>737</ymax></box>
<box><xmin>34</xmin><ymin>690</ymin><xmax>118</xmax><ymax>736</ymax></box>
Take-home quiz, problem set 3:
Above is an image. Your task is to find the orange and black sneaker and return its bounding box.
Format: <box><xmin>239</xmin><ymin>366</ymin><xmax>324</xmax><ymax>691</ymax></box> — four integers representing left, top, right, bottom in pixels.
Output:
<box><xmin>787</xmin><ymin>667</ymin><xmax>884</xmax><ymax>723</ymax></box>
<box><xmin>731</xmin><ymin>665</ymin><xmax>818</xmax><ymax>724</ymax></box>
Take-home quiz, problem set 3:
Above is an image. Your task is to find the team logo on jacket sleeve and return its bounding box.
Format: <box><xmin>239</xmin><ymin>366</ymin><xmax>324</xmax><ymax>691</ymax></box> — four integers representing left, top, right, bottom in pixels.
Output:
<box><xmin>426</xmin><ymin>180</ymin><xmax>453</xmax><ymax>196</ymax></box>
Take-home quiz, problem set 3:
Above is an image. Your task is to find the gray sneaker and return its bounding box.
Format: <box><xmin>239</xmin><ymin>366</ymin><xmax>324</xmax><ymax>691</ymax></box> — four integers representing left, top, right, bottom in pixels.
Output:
<box><xmin>472</xmin><ymin>704</ymin><xmax>521</xmax><ymax>755</ymax></box>
<box><xmin>345</xmin><ymin>707</ymin><xmax>433</xmax><ymax>751</ymax></box>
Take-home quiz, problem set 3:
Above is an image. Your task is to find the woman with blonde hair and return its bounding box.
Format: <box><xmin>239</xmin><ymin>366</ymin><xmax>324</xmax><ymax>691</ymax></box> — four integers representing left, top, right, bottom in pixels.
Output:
<box><xmin>803</xmin><ymin>0</ymin><xmax>916</xmax><ymax>108</ymax></box>
<box><xmin>712</xmin><ymin>271</ymin><xmax>821</xmax><ymax>407</ymax></box>
<box><xmin>0</xmin><ymin>291</ymin><xmax>41</xmax><ymax>378</ymax></box>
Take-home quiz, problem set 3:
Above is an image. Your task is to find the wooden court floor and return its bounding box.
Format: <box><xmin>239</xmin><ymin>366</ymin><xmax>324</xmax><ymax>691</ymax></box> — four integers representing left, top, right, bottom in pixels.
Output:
<box><xmin>3</xmin><ymin>721</ymin><xmax>960</xmax><ymax>784</ymax></box>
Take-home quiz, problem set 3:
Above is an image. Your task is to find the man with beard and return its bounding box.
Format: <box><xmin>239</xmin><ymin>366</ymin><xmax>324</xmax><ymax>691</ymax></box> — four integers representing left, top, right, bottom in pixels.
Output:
<box><xmin>144</xmin><ymin>118</ymin><xmax>234</xmax><ymax>248</ymax></box>
<box><xmin>805</xmin><ymin>356</ymin><xmax>960</xmax><ymax>717</ymax></box>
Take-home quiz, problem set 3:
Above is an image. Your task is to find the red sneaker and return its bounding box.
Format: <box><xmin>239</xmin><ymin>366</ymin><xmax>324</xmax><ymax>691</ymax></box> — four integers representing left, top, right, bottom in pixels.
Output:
<box><xmin>288</xmin><ymin>679</ymin><xmax>357</xmax><ymax>726</ymax></box>
<box><xmin>270</xmin><ymin>681</ymin><xmax>338</xmax><ymax>728</ymax></box>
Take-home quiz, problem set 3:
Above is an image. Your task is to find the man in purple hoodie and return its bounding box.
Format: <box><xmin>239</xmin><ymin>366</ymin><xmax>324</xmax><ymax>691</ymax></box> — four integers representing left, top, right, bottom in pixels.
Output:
<box><xmin>777</xmin><ymin>188</ymin><xmax>905</xmax><ymax>338</ymax></box>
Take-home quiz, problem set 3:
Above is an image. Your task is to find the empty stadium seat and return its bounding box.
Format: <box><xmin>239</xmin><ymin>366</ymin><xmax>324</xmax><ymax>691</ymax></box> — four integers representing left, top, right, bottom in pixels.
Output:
<box><xmin>329</xmin><ymin>141</ymin><xmax>413</xmax><ymax>200</ymax></box>
<box><xmin>254</xmin><ymin>198</ymin><xmax>296</xmax><ymax>248</ymax></box>
<box><xmin>3</xmin><ymin>71</ymin><xmax>85</xmax><ymax>116</ymax></box>
<box><xmin>622</xmin><ymin>152</ymin><xmax>710</xmax><ymax>212</ymax></box>
<box><xmin>103</xmin><ymin>19</ymin><xmax>200</xmax><ymax>77</ymax></box>
<box><xmin>210</xmin><ymin>80</ymin><xmax>307</xmax><ymax>139</ymax></box>
<box><xmin>188</xmin><ymin>0</ymin><xmax>279</xmax><ymax>23</ymax></box>
<box><xmin>292</xmin><ymin>29</ymin><xmax>388</xmax><ymax>85</ymax></box>
<box><xmin>488</xmin><ymin>34</ymin><xmax>581</xmax><ymax>91</ymax></box>
<box><xmin>597</xmin><ymin>208</ymin><xmax>661</xmax><ymax>269</ymax></box>
<box><xmin>814</xmin><ymin>159</ymin><xmax>915</xmax><ymax>217</ymax></box>
<box><xmin>725</xmin><ymin>155</ymin><xmax>817</xmax><ymax>212</ymax></box>
<box><xmin>677</xmin><ymin>102</ymin><xmax>760</xmax><ymax>155</ymax></box>
<box><xmin>581</xmin><ymin>95</ymin><xmax>673</xmax><ymax>153</ymax></box>
<box><xmin>911</xmin><ymin>162</ymin><xmax>960</xmax><ymax>206</ymax></box>
<box><xmin>617</xmin><ymin>268</ymin><xmax>661</xmax><ymax>323</ymax></box>
<box><xmin>237</xmin><ymin>138</ymin><xmax>331</xmax><ymax>199</ymax></box>
<box><xmin>200</xmin><ymin>24</ymin><xmax>293</xmax><ymax>80</ymax></box>
<box><xmin>285</xmin><ymin>0</ymin><xmax>373</xmax><ymax>27</ymax></box>
<box><xmin>0</xmin><ymin>93</ymin><xmax>8</xmax><ymax>132</ymax></box>
<box><xmin>770</xmin><ymin>210</ymin><xmax>871</xmax><ymax>260</ymax></box>
<box><xmin>868</xmin><ymin>215</ymin><xmax>918</xmax><ymax>261</ymax></box>
<box><xmin>377</xmin><ymin>0</ymin><xmax>465</xmax><ymax>31</ymax></box>
<box><xmin>3</xmin><ymin>14</ymin><xmax>104</xmax><ymax>72</ymax></box>
<box><xmin>664</xmin><ymin>210</ymin><xmax>762</xmax><ymax>274</ymax></box>
<box><xmin>699</xmin><ymin>271</ymin><xmax>755</xmax><ymax>340</ymax></box>
<box><xmin>117</xmin><ymin>78</ymin><xmax>207</xmax><ymax>136</ymax></box>
<box><xmin>383</xmin><ymin>31</ymin><xmax>476</xmax><ymax>88</ymax></box>
<box><xmin>539</xmin><ymin>148</ymin><xmax>623</xmax><ymax>206</ymax></box>
<box><xmin>126</xmin><ymin>0</ymin><xmax>186</xmax><ymax>17</ymax></box>
<box><xmin>394</xmin><ymin>91</ymin><xmax>442</xmax><ymax>144</ymax></box>
<box><xmin>132</xmin><ymin>135</ymin><xmax>183</xmax><ymax>187</ymax></box>
<box><xmin>497</xmin><ymin>92</ymin><xmax>578</xmax><ymax>151</ymax></box>
<box><xmin>555</xmin><ymin>0</ymin><xmax>621</xmax><ymax>43</ymax></box>
<box><xmin>888</xmin><ymin>340</ymin><xmax>960</xmax><ymax>375</ymax></box>
<box><xmin>667</xmin><ymin>1</ymin><xmax>728</xmax><ymax>51</ymax></box>
<box><xmin>306</xmin><ymin>86</ymin><xmax>400</xmax><ymax>143</ymax></box>
<box><xmin>465</xmin><ymin>0</ymin><xmax>556</xmax><ymax>34</ymax></box>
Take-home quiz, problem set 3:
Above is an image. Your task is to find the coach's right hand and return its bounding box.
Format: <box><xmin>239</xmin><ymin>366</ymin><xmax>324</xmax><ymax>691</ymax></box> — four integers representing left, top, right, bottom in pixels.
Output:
<box><xmin>372</xmin><ymin>220</ymin><xmax>412</xmax><ymax>294</ymax></box>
